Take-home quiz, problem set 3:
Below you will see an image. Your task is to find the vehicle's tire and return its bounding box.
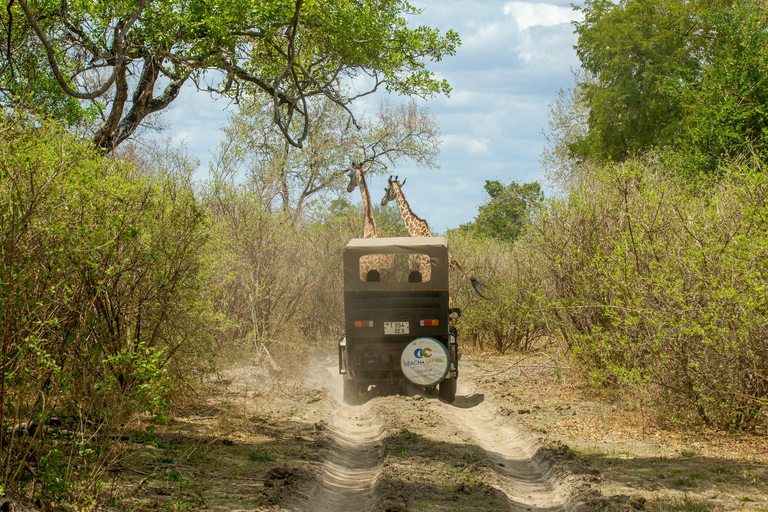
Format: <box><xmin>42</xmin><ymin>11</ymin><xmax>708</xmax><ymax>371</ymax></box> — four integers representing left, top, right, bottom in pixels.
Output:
<box><xmin>343</xmin><ymin>379</ymin><xmax>359</xmax><ymax>405</ymax></box>
<box><xmin>438</xmin><ymin>377</ymin><xmax>457</xmax><ymax>403</ymax></box>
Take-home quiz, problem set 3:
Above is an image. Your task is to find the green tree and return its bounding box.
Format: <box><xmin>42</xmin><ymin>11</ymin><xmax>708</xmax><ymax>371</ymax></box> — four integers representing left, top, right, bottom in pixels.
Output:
<box><xmin>456</xmin><ymin>180</ymin><xmax>543</xmax><ymax>243</ymax></box>
<box><xmin>675</xmin><ymin>2</ymin><xmax>768</xmax><ymax>174</ymax></box>
<box><xmin>2</xmin><ymin>0</ymin><xmax>459</xmax><ymax>151</ymax></box>
<box><xmin>570</xmin><ymin>0</ymin><xmax>768</xmax><ymax>174</ymax></box>
<box><xmin>572</xmin><ymin>0</ymin><xmax>709</xmax><ymax>162</ymax></box>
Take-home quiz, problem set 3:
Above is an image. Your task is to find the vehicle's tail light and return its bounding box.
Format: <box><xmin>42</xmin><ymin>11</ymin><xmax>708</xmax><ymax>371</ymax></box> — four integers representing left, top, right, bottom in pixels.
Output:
<box><xmin>420</xmin><ymin>319</ymin><xmax>439</xmax><ymax>326</ymax></box>
<box><xmin>354</xmin><ymin>320</ymin><xmax>374</xmax><ymax>328</ymax></box>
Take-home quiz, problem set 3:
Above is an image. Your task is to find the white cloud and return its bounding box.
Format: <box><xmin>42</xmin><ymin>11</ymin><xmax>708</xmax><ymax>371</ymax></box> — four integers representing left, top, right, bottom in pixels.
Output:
<box><xmin>514</xmin><ymin>24</ymin><xmax>580</xmax><ymax>63</ymax></box>
<box><xmin>443</xmin><ymin>90</ymin><xmax>476</xmax><ymax>106</ymax></box>
<box><xmin>463</xmin><ymin>21</ymin><xmax>507</xmax><ymax>50</ymax></box>
<box><xmin>468</xmin><ymin>139</ymin><xmax>490</xmax><ymax>155</ymax></box>
<box><xmin>441</xmin><ymin>134</ymin><xmax>491</xmax><ymax>156</ymax></box>
<box><xmin>503</xmin><ymin>2</ymin><xmax>582</xmax><ymax>30</ymax></box>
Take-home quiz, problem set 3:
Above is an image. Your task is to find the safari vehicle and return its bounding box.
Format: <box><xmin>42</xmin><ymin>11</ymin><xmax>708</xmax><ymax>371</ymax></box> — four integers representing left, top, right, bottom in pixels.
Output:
<box><xmin>338</xmin><ymin>237</ymin><xmax>460</xmax><ymax>405</ymax></box>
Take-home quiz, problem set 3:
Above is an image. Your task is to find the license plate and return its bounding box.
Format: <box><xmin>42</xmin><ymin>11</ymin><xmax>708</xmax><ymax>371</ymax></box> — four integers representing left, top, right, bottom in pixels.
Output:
<box><xmin>384</xmin><ymin>321</ymin><xmax>409</xmax><ymax>335</ymax></box>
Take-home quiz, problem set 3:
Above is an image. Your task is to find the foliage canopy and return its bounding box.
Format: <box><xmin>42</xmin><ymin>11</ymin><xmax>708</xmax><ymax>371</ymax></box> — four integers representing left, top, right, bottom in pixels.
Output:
<box><xmin>456</xmin><ymin>180</ymin><xmax>542</xmax><ymax>243</ymax></box>
<box><xmin>2</xmin><ymin>0</ymin><xmax>459</xmax><ymax>151</ymax></box>
<box><xmin>571</xmin><ymin>0</ymin><xmax>768</xmax><ymax>174</ymax></box>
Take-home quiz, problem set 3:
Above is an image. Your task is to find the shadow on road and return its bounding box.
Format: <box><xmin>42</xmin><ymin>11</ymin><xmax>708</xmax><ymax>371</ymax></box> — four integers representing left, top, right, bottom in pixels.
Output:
<box><xmin>451</xmin><ymin>393</ymin><xmax>484</xmax><ymax>409</ymax></box>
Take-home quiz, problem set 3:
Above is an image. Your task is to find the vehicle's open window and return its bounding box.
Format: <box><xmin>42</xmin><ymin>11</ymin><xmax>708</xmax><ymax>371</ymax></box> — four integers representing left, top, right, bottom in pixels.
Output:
<box><xmin>359</xmin><ymin>252</ymin><xmax>433</xmax><ymax>283</ymax></box>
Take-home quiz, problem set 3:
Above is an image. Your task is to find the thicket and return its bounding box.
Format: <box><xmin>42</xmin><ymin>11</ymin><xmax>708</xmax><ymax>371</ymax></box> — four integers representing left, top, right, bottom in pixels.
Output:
<box><xmin>4</xmin><ymin>2</ymin><xmax>768</xmax><ymax>498</ymax></box>
<box><xmin>527</xmin><ymin>0</ymin><xmax>768</xmax><ymax>431</ymax></box>
<box><xmin>450</xmin><ymin>156</ymin><xmax>768</xmax><ymax>431</ymax></box>
<box><xmin>527</xmin><ymin>158</ymin><xmax>768</xmax><ymax>430</ymax></box>
<box><xmin>449</xmin><ymin>234</ymin><xmax>546</xmax><ymax>354</ymax></box>
<box><xmin>0</xmin><ymin>115</ymin><xmax>399</xmax><ymax>506</ymax></box>
<box><xmin>0</xmin><ymin>114</ymin><xmax>210</xmax><ymax>504</ymax></box>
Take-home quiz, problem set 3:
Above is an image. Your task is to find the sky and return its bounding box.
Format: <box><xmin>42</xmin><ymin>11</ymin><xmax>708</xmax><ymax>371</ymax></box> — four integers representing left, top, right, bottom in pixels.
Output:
<box><xmin>162</xmin><ymin>0</ymin><xmax>584</xmax><ymax>233</ymax></box>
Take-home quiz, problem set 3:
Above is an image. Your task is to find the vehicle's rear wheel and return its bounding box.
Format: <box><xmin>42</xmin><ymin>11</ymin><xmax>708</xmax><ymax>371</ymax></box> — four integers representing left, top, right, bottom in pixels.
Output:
<box><xmin>343</xmin><ymin>378</ymin><xmax>359</xmax><ymax>405</ymax></box>
<box><xmin>438</xmin><ymin>377</ymin><xmax>457</xmax><ymax>403</ymax></box>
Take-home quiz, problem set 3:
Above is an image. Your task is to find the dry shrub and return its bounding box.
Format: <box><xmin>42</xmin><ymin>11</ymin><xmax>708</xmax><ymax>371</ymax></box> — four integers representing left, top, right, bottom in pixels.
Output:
<box><xmin>294</xmin><ymin>208</ymin><xmax>360</xmax><ymax>345</ymax></box>
<box><xmin>532</xmin><ymin>157</ymin><xmax>768</xmax><ymax>430</ymax></box>
<box><xmin>0</xmin><ymin>115</ymin><xmax>207</xmax><ymax>503</ymax></box>
<box><xmin>200</xmin><ymin>183</ymin><xmax>366</xmax><ymax>362</ymax></box>
<box><xmin>201</xmin><ymin>181</ymin><xmax>313</xmax><ymax>360</ymax></box>
<box><xmin>450</xmin><ymin>234</ymin><xmax>548</xmax><ymax>354</ymax></box>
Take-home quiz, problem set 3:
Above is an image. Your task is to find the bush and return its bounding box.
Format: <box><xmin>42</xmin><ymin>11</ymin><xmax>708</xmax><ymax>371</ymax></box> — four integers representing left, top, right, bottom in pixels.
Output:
<box><xmin>0</xmin><ymin>114</ymin><xmax>207</xmax><ymax>502</ymax></box>
<box><xmin>450</xmin><ymin>233</ymin><xmax>548</xmax><ymax>354</ymax></box>
<box><xmin>532</xmin><ymin>157</ymin><xmax>768</xmax><ymax>430</ymax></box>
<box><xmin>199</xmin><ymin>181</ymin><xmax>371</xmax><ymax>359</ymax></box>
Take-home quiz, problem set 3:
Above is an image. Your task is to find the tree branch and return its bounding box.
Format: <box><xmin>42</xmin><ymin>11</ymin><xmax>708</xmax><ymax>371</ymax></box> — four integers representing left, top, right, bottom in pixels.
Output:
<box><xmin>92</xmin><ymin>62</ymin><xmax>128</xmax><ymax>148</ymax></box>
<box><xmin>95</xmin><ymin>56</ymin><xmax>186</xmax><ymax>151</ymax></box>
<box><xmin>6</xmin><ymin>0</ymin><xmax>14</xmax><ymax>81</ymax></box>
<box><xmin>15</xmin><ymin>0</ymin><xmax>146</xmax><ymax>99</ymax></box>
<box><xmin>271</xmin><ymin>0</ymin><xmax>309</xmax><ymax>148</ymax></box>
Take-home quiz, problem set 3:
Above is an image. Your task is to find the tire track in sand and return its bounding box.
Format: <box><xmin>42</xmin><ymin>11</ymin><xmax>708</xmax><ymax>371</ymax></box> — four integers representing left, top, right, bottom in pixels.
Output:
<box><xmin>297</xmin><ymin>358</ymin><xmax>582</xmax><ymax>512</ymax></box>
<box><xmin>428</xmin><ymin>380</ymin><xmax>577</xmax><ymax>511</ymax></box>
<box><xmin>301</xmin><ymin>369</ymin><xmax>386</xmax><ymax>512</ymax></box>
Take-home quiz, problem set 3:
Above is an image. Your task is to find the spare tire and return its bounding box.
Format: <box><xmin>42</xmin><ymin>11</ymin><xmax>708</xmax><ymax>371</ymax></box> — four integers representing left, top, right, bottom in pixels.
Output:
<box><xmin>400</xmin><ymin>337</ymin><xmax>450</xmax><ymax>387</ymax></box>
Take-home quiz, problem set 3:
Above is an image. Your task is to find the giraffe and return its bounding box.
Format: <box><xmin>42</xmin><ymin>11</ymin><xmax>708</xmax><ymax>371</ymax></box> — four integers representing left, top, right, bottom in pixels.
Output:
<box><xmin>347</xmin><ymin>163</ymin><xmax>395</xmax><ymax>282</ymax></box>
<box><xmin>379</xmin><ymin>175</ymin><xmax>432</xmax><ymax>281</ymax></box>
<box><xmin>381</xmin><ymin>175</ymin><xmax>485</xmax><ymax>296</ymax></box>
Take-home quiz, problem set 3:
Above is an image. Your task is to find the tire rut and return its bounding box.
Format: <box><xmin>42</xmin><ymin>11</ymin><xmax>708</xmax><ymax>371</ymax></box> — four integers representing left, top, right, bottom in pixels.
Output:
<box><xmin>293</xmin><ymin>357</ymin><xmax>585</xmax><ymax>511</ymax></box>
<box><xmin>300</xmin><ymin>371</ymin><xmax>387</xmax><ymax>512</ymax></box>
<box><xmin>428</xmin><ymin>381</ymin><xmax>575</xmax><ymax>511</ymax></box>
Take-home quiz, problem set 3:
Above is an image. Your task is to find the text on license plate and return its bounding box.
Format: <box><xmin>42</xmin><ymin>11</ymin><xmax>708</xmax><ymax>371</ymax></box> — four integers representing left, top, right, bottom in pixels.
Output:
<box><xmin>384</xmin><ymin>321</ymin><xmax>409</xmax><ymax>335</ymax></box>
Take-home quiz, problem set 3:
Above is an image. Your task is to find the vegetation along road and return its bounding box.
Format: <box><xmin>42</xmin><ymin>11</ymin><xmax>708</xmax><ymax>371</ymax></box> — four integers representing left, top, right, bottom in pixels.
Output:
<box><xmin>3</xmin><ymin>0</ymin><xmax>768</xmax><ymax>510</ymax></box>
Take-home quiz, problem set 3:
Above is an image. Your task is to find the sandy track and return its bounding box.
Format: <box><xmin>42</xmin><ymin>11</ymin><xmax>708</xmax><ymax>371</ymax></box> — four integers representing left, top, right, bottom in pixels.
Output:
<box><xmin>290</xmin><ymin>359</ymin><xmax>584</xmax><ymax>511</ymax></box>
<box><xmin>291</xmin><ymin>364</ymin><xmax>388</xmax><ymax>512</ymax></box>
<box><xmin>304</xmin><ymin>401</ymin><xmax>386</xmax><ymax>512</ymax></box>
<box><xmin>428</xmin><ymin>380</ymin><xmax>574</xmax><ymax>511</ymax></box>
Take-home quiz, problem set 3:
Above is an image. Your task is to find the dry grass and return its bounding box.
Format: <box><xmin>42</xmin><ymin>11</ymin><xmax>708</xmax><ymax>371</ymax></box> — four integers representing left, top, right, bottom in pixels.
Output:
<box><xmin>467</xmin><ymin>351</ymin><xmax>768</xmax><ymax>511</ymax></box>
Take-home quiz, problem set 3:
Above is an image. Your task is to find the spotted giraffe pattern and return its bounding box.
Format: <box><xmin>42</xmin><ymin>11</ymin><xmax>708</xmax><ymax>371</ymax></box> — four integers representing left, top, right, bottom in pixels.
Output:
<box><xmin>380</xmin><ymin>176</ymin><xmax>432</xmax><ymax>280</ymax></box>
<box><xmin>347</xmin><ymin>164</ymin><xmax>395</xmax><ymax>282</ymax></box>
<box><xmin>381</xmin><ymin>176</ymin><xmax>475</xmax><ymax>287</ymax></box>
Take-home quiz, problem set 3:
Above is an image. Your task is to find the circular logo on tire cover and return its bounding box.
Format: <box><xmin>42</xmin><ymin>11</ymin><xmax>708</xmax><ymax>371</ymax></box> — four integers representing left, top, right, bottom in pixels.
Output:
<box><xmin>401</xmin><ymin>338</ymin><xmax>449</xmax><ymax>386</ymax></box>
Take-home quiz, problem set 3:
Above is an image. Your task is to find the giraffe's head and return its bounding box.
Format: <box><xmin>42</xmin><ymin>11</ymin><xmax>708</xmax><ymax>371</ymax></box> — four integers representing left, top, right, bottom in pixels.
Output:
<box><xmin>381</xmin><ymin>175</ymin><xmax>405</xmax><ymax>206</ymax></box>
<box><xmin>346</xmin><ymin>162</ymin><xmax>362</xmax><ymax>193</ymax></box>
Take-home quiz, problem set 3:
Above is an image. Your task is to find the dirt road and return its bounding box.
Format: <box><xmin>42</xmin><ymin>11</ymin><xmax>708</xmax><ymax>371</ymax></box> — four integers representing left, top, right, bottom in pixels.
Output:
<box><xmin>113</xmin><ymin>350</ymin><xmax>766</xmax><ymax>511</ymax></box>
<box><xmin>277</xmin><ymin>357</ymin><xmax>594</xmax><ymax>511</ymax></box>
<box><xmin>303</xmin><ymin>399</ymin><xmax>385</xmax><ymax>511</ymax></box>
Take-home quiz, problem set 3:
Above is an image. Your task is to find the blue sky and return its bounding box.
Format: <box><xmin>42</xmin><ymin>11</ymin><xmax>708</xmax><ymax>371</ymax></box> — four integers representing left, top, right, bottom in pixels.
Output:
<box><xmin>162</xmin><ymin>0</ymin><xmax>583</xmax><ymax>232</ymax></box>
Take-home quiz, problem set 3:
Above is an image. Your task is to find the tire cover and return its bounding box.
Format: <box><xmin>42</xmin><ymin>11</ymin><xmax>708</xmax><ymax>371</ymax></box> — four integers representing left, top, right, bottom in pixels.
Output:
<box><xmin>400</xmin><ymin>337</ymin><xmax>449</xmax><ymax>386</ymax></box>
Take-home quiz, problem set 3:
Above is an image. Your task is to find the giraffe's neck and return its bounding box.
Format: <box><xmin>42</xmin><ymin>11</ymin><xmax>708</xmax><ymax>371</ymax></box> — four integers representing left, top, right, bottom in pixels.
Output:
<box><xmin>392</xmin><ymin>184</ymin><xmax>469</xmax><ymax>278</ymax></box>
<box><xmin>359</xmin><ymin>171</ymin><xmax>381</xmax><ymax>238</ymax></box>
<box><xmin>394</xmin><ymin>183</ymin><xmax>430</xmax><ymax>237</ymax></box>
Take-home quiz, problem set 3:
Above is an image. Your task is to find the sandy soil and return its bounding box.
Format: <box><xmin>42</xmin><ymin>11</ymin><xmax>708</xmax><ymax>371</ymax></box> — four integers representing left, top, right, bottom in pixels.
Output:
<box><xmin>279</xmin><ymin>358</ymin><xmax>594</xmax><ymax>512</ymax></box>
<box><xmin>469</xmin><ymin>353</ymin><xmax>768</xmax><ymax>512</ymax></box>
<box><xmin>107</xmin><ymin>348</ymin><xmax>766</xmax><ymax>511</ymax></box>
